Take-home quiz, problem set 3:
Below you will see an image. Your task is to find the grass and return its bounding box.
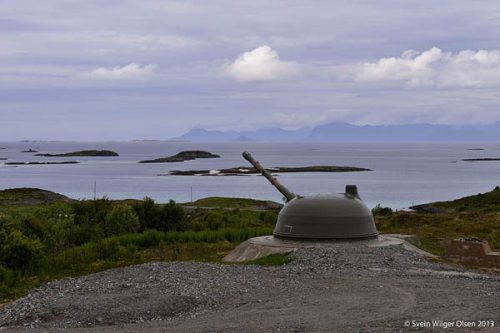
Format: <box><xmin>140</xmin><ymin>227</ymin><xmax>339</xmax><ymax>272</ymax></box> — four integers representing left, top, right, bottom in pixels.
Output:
<box><xmin>188</xmin><ymin>196</ymin><xmax>281</xmax><ymax>209</ymax></box>
<box><xmin>242</xmin><ymin>253</ymin><xmax>291</xmax><ymax>266</ymax></box>
<box><xmin>431</xmin><ymin>186</ymin><xmax>500</xmax><ymax>212</ymax></box>
<box><xmin>375</xmin><ymin>211</ymin><xmax>500</xmax><ymax>255</ymax></box>
<box><xmin>0</xmin><ymin>188</ymin><xmax>72</xmax><ymax>206</ymax></box>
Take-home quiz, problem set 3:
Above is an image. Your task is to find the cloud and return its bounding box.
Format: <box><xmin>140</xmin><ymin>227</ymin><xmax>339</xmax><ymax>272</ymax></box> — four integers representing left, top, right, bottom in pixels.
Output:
<box><xmin>84</xmin><ymin>63</ymin><xmax>158</xmax><ymax>80</ymax></box>
<box><xmin>227</xmin><ymin>45</ymin><xmax>299</xmax><ymax>82</ymax></box>
<box><xmin>353</xmin><ymin>47</ymin><xmax>500</xmax><ymax>87</ymax></box>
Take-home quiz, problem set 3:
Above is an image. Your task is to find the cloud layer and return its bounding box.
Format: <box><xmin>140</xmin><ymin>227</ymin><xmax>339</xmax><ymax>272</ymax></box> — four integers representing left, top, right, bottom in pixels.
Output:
<box><xmin>354</xmin><ymin>47</ymin><xmax>500</xmax><ymax>87</ymax></box>
<box><xmin>227</xmin><ymin>45</ymin><xmax>299</xmax><ymax>82</ymax></box>
<box><xmin>3</xmin><ymin>1</ymin><xmax>500</xmax><ymax>140</ymax></box>
<box><xmin>85</xmin><ymin>63</ymin><xmax>158</xmax><ymax>80</ymax></box>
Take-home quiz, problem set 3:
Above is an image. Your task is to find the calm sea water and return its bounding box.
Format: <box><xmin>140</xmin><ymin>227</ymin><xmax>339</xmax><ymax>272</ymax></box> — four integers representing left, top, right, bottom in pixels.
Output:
<box><xmin>1</xmin><ymin>141</ymin><xmax>499</xmax><ymax>209</ymax></box>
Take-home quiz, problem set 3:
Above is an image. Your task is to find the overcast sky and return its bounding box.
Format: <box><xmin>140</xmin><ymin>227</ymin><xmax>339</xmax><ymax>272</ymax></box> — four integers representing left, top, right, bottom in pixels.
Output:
<box><xmin>2</xmin><ymin>0</ymin><xmax>500</xmax><ymax>140</ymax></box>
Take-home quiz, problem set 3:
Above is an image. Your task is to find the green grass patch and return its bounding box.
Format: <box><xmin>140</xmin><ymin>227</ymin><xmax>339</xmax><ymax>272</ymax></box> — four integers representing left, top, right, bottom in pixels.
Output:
<box><xmin>431</xmin><ymin>186</ymin><xmax>500</xmax><ymax>213</ymax></box>
<box><xmin>376</xmin><ymin>211</ymin><xmax>500</xmax><ymax>256</ymax></box>
<box><xmin>242</xmin><ymin>253</ymin><xmax>292</xmax><ymax>266</ymax></box>
<box><xmin>187</xmin><ymin>196</ymin><xmax>281</xmax><ymax>210</ymax></box>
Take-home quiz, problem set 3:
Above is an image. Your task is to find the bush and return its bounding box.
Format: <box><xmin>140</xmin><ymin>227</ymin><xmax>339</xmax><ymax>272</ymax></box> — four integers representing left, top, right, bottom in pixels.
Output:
<box><xmin>204</xmin><ymin>210</ymin><xmax>223</xmax><ymax>230</ymax></box>
<box><xmin>0</xmin><ymin>229</ymin><xmax>43</xmax><ymax>270</ymax></box>
<box><xmin>156</xmin><ymin>200</ymin><xmax>186</xmax><ymax>232</ymax></box>
<box><xmin>133</xmin><ymin>197</ymin><xmax>160</xmax><ymax>231</ymax></box>
<box><xmin>71</xmin><ymin>198</ymin><xmax>112</xmax><ymax>225</ymax></box>
<box><xmin>372</xmin><ymin>204</ymin><xmax>393</xmax><ymax>216</ymax></box>
<box><xmin>0</xmin><ymin>264</ymin><xmax>16</xmax><ymax>296</ymax></box>
<box><xmin>103</xmin><ymin>205</ymin><xmax>140</xmax><ymax>237</ymax></box>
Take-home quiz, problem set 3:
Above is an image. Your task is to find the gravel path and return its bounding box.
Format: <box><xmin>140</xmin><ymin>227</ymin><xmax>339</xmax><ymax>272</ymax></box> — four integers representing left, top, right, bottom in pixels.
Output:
<box><xmin>1</xmin><ymin>243</ymin><xmax>499</xmax><ymax>332</ymax></box>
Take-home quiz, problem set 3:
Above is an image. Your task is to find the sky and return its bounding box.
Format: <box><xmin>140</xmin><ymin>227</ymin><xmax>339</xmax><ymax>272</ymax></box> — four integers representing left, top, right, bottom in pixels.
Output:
<box><xmin>1</xmin><ymin>0</ymin><xmax>500</xmax><ymax>140</ymax></box>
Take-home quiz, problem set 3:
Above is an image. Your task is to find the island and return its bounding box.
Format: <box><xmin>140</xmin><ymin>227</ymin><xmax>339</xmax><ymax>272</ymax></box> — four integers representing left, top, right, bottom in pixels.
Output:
<box><xmin>139</xmin><ymin>150</ymin><xmax>220</xmax><ymax>163</ymax></box>
<box><xmin>466</xmin><ymin>148</ymin><xmax>485</xmax><ymax>150</ymax></box>
<box><xmin>462</xmin><ymin>158</ymin><xmax>500</xmax><ymax>161</ymax></box>
<box><xmin>35</xmin><ymin>150</ymin><xmax>119</xmax><ymax>157</ymax></box>
<box><xmin>21</xmin><ymin>149</ymin><xmax>38</xmax><ymax>153</ymax></box>
<box><xmin>164</xmin><ymin>165</ymin><xmax>372</xmax><ymax>176</ymax></box>
<box><xmin>0</xmin><ymin>158</ymin><xmax>7</xmax><ymax>161</ymax></box>
<box><xmin>5</xmin><ymin>161</ymin><xmax>79</xmax><ymax>165</ymax></box>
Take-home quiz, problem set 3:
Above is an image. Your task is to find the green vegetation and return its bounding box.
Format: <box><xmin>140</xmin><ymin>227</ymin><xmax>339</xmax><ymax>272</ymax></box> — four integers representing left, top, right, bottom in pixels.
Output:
<box><xmin>376</xmin><ymin>186</ymin><xmax>500</xmax><ymax>255</ymax></box>
<box><xmin>139</xmin><ymin>150</ymin><xmax>220</xmax><ymax>163</ymax></box>
<box><xmin>0</xmin><ymin>188</ymin><xmax>72</xmax><ymax>206</ymax></box>
<box><xmin>242</xmin><ymin>253</ymin><xmax>291</xmax><ymax>266</ymax></box>
<box><xmin>377</xmin><ymin>186</ymin><xmax>499</xmax><ymax>255</ymax></box>
<box><xmin>429</xmin><ymin>186</ymin><xmax>500</xmax><ymax>212</ymax></box>
<box><xmin>0</xmin><ymin>191</ymin><xmax>276</xmax><ymax>302</ymax></box>
<box><xmin>376</xmin><ymin>211</ymin><xmax>500</xmax><ymax>255</ymax></box>
<box><xmin>188</xmin><ymin>197</ymin><xmax>282</xmax><ymax>210</ymax></box>
<box><xmin>372</xmin><ymin>204</ymin><xmax>393</xmax><ymax>216</ymax></box>
<box><xmin>35</xmin><ymin>150</ymin><xmax>119</xmax><ymax>157</ymax></box>
<box><xmin>2</xmin><ymin>186</ymin><xmax>500</xmax><ymax>303</ymax></box>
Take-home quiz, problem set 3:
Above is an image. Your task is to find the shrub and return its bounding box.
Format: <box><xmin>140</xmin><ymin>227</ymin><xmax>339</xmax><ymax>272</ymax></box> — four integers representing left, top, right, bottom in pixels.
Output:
<box><xmin>71</xmin><ymin>198</ymin><xmax>112</xmax><ymax>225</ymax></box>
<box><xmin>103</xmin><ymin>205</ymin><xmax>140</xmax><ymax>237</ymax></box>
<box><xmin>204</xmin><ymin>210</ymin><xmax>223</xmax><ymax>230</ymax></box>
<box><xmin>156</xmin><ymin>200</ymin><xmax>186</xmax><ymax>232</ymax></box>
<box><xmin>0</xmin><ymin>229</ymin><xmax>43</xmax><ymax>270</ymax></box>
<box><xmin>19</xmin><ymin>215</ymin><xmax>45</xmax><ymax>239</ymax></box>
<box><xmin>372</xmin><ymin>204</ymin><xmax>393</xmax><ymax>216</ymax></box>
<box><xmin>0</xmin><ymin>264</ymin><xmax>16</xmax><ymax>295</ymax></box>
<box><xmin>133</xmin><ymin>197</ymin><xmax>160</xmax><ymax>231</ymax></box>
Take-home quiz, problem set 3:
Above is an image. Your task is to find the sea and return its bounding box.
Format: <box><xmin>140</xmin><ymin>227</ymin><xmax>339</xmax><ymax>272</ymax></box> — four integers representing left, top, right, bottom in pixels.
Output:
<box><xmin>1</xmin><ymin>141</ymin><xmax>499</xmax><ymax>209</ymax></box>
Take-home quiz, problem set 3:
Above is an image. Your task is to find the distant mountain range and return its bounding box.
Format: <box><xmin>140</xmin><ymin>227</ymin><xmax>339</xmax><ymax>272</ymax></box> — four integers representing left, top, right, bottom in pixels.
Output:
<box><xmin>177</xmin><ymin>122</ymin><xmax>500</xmax><ymax>142</ymax></box>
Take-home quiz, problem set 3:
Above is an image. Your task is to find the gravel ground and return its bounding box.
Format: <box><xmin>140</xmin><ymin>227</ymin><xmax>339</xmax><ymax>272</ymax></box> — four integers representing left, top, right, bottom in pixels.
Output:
<box><xmin>1</xmin><ymin>243</ymin><xmax>499</xmax><ymax>333</ymax></box>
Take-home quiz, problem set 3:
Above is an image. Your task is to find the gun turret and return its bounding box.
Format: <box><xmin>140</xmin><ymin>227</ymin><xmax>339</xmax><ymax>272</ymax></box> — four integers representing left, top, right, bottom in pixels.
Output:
<box><xmin>242</xmin><ymin>151</ymin><xmax>296</xmax><ymax>202</ymax></box>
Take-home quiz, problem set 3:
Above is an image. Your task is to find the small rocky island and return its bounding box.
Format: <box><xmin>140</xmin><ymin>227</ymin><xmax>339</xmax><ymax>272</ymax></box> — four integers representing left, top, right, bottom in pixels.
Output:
<box><xmin>21</xmin><ymin>149</ymin><xmax>38</xmax><ymax>153</ymax></box>
<box><xmin>5</xmin><ymin>161</ymin><xmax>79</xmax><ymax>165</ymax></box>
<box><xmin>35</xmin><ymin>150</ymin><xmax>119</xmax><ymax>157</ymax></box>
<box><xmin>139</xmin><ymin>150</ymin><xmax>220</xmax><ymax>163</ymax></box>
<box><xmin>462</xmin><ymin>158</ymin><xmax>500</xmax><ymax>161</ymax></box>
<box><xmin>166</xmin><ymin>165</ymin><xmax>371</xmax><ymax>176</ymax></box>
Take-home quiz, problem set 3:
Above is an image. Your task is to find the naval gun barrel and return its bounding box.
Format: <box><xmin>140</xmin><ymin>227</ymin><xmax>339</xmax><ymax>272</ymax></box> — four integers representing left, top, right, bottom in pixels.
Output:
<box><xmin>242</xmin><ymin>151</ymin><xmax>297</xmax><ymax>202</ymax></box>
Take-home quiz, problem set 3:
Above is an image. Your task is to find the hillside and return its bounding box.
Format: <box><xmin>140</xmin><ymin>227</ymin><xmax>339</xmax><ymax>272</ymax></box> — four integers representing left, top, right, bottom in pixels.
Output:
<box><xmin>0</xmin><ymin>188</ymin><xmax>73</xmax><ymax>206</ymax></box>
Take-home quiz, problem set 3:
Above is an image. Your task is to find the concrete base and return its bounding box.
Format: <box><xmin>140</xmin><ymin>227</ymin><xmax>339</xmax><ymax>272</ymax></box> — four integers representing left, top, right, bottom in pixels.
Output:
<box><xmin>223</xmin><ymin>234</ymin><xmax>435</xmax><ymax>262</ymax></box>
